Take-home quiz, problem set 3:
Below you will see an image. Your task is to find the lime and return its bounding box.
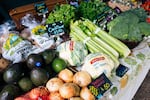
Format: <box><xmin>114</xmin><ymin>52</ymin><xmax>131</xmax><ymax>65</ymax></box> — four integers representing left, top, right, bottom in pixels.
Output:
<box><xmin>52</xmin><ymin>58</ymin><xmax>67</xmax><ymax>73</ymax></box>
<box><xmin>18</xmin><ymin>77</ymin><xmax>33</xmax><ymax>92</ymax></box>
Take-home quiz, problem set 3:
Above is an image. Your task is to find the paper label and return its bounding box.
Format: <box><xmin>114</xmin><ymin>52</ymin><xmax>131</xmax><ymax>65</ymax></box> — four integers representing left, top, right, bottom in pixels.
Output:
<box><xmin>35</xmin><ymin>2</ymin><xmax>48</xmax><ymax>15</ymax></box>
<box><xmin>88</xmin><ymin>73</ymin><xmax>112</xmax><ymax>99</ymax></box>
<box><xmin>46</xmin><ymin>21</ymin><xmax>65</xmax><ymax>36</ymax></box>
<box><xmin>116</xmin><ymin>64</ymin><xmax>129</xmax><ymax>77</ymax></box>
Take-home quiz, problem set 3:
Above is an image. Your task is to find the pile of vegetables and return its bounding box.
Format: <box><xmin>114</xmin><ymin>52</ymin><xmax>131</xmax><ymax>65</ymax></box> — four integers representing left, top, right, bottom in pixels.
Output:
<box><xmin>46</xmin><ymin>4</ymin><xmax>76</xmax><ymax>29</ymax></box>
<box><xmin>70</xmin><ymin>18</ymin><xmax>131</xmax><ymax>67</ymax></box>
<box><xmin>107</xmin><ymin>8</ymin><xmax>150</xmax><ymax>42</ymax></box>
<box><xmin>15</xmin><ymin>69</ymin><xmax>94</xmax><ymax>100</ymax></box>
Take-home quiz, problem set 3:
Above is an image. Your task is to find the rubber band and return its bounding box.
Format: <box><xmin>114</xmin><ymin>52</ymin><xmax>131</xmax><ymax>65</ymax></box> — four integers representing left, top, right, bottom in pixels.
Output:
<box><xmin>95</xmin><ymin>28</ymin><xmax>101</xmax><ymax>34</ymax></box>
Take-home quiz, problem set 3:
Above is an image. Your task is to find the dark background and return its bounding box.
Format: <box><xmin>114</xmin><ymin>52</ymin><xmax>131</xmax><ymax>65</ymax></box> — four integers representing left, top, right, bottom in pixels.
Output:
<box><xmin>0</xmin><ymin>0</ymin><xmax>43</xmax><ymax>23</ymax></box>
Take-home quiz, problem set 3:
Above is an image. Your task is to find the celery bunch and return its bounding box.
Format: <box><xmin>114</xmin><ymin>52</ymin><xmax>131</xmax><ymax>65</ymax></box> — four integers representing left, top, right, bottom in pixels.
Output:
<box><xmin>70</xmin><ymin>19</ymin><xmax>131</xmax><ymax>67</ymax></box>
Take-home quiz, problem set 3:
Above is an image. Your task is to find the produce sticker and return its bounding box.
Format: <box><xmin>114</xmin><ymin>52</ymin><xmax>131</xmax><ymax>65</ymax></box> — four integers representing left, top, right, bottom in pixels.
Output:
<box><xmin>88</xmin><ymin>73</ymin><xmax>112</xmax><ymax>99</ymax></box>
<box><xmin>46</xmin><ymin>21</ymin><xmax>65</xmax><ymax>36</ymax></box>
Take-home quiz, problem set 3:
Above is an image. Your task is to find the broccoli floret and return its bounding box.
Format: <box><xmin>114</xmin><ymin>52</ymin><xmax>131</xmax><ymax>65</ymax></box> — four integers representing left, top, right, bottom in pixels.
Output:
<box><xmin>138</xmin><ymin>22</ymin><xmax>150</xmax><ymax>37</ymax></box>
<box><xmin>109</xmin><ymin>22</ymin><xmax>129</xmax><ymax>40</ymax></box>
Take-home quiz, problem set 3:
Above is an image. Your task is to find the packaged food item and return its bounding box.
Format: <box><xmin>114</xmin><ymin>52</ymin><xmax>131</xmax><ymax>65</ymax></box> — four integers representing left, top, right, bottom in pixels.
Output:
<box><xmin>82</xmin><ymin>52</ymin><xmax>115</xmax><ymax>79</ymax></box>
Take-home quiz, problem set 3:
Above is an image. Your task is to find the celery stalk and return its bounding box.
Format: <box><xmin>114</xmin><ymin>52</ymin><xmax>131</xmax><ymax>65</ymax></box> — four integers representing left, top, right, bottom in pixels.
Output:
<box><xmin>94</xmin><ymin>37</ymin><xmax>119</xmax><ymax>58</ymax></box>
<box><xmin>83</xmin><ymin>19</ymin><xmax>131</xmax><ymax>58</ymax></box>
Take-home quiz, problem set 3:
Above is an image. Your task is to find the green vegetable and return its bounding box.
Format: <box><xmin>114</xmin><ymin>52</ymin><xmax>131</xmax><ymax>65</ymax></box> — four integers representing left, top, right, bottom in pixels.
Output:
<box><xmin>70</xmin><ymin>19</ymin><xmax>131</xmax><ymax>67</ymax></box>
<box><xmin>107</xmin><ymin>8</ymin><xmax>149</xmax><ymax>42</ymax></box>
<box><xmin>77</xmin><ymin>0</ymin><xmax>108</xmax><ymax>21</ymax></box>
<box><xmin>46</xmin><ymin>4</ymin><xmax>76</xmax><ymax>29</ymax></box>
<box><xmin>82</xmin><ymin>19</ymin><xmax>130</xmax><ymax>58</ymax></box>
<box><xmin>138</xmin><ymin>22</ymin><xmax>150</xmax><ymax>36</ymax></box>
<box><xmin>57</xmin><ymin>40</ymin><xmax>88</xmax><ymax>66</ymax></box>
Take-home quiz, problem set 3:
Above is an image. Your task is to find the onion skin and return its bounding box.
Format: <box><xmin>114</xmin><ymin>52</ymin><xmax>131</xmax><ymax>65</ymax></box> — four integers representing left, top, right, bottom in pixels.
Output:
<box><xmin>73</xmin><ymin>71</ymin><xmax>92</xmax><ymax>87</ymax></box>
<box><xmin>49</xmin><ymin>92</ymin><xmax>64</xmax><ymax>100</ymax></box>
<box><xmin>58</xmin><ymin>69</ymin><xmax>73</xmax><ymax>83</ymax></box>
<box><xmin>59</xmin><ymin>83</ymin><xmax>80</xmax><ymax>99</ymax></box>
<box><xmin>80</xmin><ymin>87</ymin><xmax>95</xmax><ymax>100</ymax></box>
<box><xmin>46</xmin><ymin>78</ymin><xmax>64</xmax><ymax>92</ymax></box>
<box><xmin>69</xmin><ymin>97</ymin><xmax>84</xmax><ymax>100</ymax></box>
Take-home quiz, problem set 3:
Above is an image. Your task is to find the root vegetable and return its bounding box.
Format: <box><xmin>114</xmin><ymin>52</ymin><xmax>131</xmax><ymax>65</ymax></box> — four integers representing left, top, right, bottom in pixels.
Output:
<box><xmin>59</xmin><ymin>83</ymin><xmax>80</xmax><ymax>99</ymax></box>
<box><xmin>49</xmin><ymin>92</ymin><xmax>64</xmax><ymax>100</ymax></box>
<box><xmin>46</xmin><ymin>78</ymin><xmax>64</xmax><ymax>92</ymax></box>
<box><xmin>80</xmin><ymin>87</ymin><xmax>95</xmax><ymax>100</ymax></box>
<box><xmin>69</xmin><ymin>97</ymin><xmax>83</xmax><ymax>100</ymax></box>
<box><xmin>73</xmin><ymin>71</ymin><xmax>92</xmax><ymax>87</ymax></box>
<box><xmin>58</xmin><ymin>69</ymin><xmax>73</xmax><ymax>83</ymax></box>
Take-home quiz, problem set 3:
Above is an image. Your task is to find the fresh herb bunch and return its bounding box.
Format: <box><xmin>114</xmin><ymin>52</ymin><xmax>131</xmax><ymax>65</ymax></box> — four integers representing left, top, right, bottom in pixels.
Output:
<box><xmin>46</xmin><ymin>4</ymin><xmax>76</xmax><ymax>29</ymax></box>
<box><xmin>77</xmin><ymin>0</ymin><xmax>108</xmax><ymax>21</ymax></box>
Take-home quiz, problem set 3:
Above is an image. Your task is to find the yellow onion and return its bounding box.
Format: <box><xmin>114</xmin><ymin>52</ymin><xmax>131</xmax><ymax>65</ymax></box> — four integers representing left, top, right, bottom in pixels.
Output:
<box><xmin>73</xmin><ymin>71</ymin><xmax>92</xmax><ymax>87</ymax></box>
<box><xmin>59</xmin><ymin>83</ymin><xmax>80</xmax><ymax>99</ymax></box>
<box><xmin>80</xmin><ymin>87</ymin><xmax>95</xmax><ymax>100</ymax></box>
<box><xmin>49</xmin><ymin>92</ymin><xmax>64</xmax><ymax>100</ymax></box>
<box><xmin>58</xmin><ymin>69</ymin><xmax>73</xmax><ymax>83</ymax></box>
<box><xmin>69</xmin><ymin>97</ymin><xmax>83</xmax><ymax>100</ymax></box>
<box><xmin>46</xmin><ymin>78</ymin><xmax>64</xmax><ymax>92</ymax></box>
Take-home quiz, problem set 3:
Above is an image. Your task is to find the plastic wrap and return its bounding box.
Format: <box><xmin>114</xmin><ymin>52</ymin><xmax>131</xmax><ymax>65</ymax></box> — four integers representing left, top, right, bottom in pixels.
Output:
<box><xmin>21</xmin><ymin>14</ymin><xmax>55</xmax><ymax>49</ymax></box>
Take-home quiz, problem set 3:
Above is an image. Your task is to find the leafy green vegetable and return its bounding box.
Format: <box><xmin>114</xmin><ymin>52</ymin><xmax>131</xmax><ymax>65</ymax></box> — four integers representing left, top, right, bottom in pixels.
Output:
<box><xmin>46</xmin><ymin>4</ymin><xmax>76</xmax><ymax>29</ymax></box>
<box><xmin>77</xmin><ymin>0</ymin><xmax>108</xmax><ymax>21</ymax></box>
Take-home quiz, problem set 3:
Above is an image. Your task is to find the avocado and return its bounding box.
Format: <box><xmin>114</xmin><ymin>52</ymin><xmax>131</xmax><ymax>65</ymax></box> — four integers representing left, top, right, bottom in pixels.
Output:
<box><xmin>18</xmin><ymin>77</ymin><xmax>33</xmax><ymax>92</ymax></box>
<box><xmin>30</xmin><ymin>68</ymin><xmax>49</xmax><ymax>86</ymax></box>
<box><xmin>26</xmin><ymin>54</ymin><xmax>45</xmax><ymax>69</ymax></box>
<box><xmin>3</xmin><ymin>63</ymin><xmax>24</xmax><ymax>84</ymax></box>
<box><xmin>0</xmin><ymin>84</ymin><xmax>20</xmax><ymax>100</ymax></box>
<box><xmin>40</xmin><ymin>49</ymin><xmax>56</xmax><ymax>65</ymax></box>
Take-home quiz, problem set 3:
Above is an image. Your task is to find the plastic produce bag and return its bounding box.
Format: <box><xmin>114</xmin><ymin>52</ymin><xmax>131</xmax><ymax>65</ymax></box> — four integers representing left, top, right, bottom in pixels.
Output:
<box><xmin>82</xmin><ymin>52</ymin><xmax>115</xmax><ymax>79</ymax></box>
<box><xmin>21</xmin><ymin>14</ymin><xmax>55</xmax><ymax>49</ymax></box>
<box><xmin>57</xmin><ymin>40</ymin><xmax>88</xmax><ymax>66</ymax></box>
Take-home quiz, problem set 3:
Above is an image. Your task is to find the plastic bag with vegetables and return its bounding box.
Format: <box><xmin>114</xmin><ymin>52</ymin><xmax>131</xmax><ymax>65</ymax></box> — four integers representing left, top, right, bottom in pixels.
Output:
<box><xmin>82</xmin><ymin>52</ymin><xmax>115</xmax><ymax>79</ymax></box>
<box><xmin>0</xmin><ymin>22</ymin><xmax>38</xmax><ymax>63</ymax></box>
<box><xmin>57</xmin><ymin>40</ymin><xmax>88</xmax><ymax>66</ymax></box>
<box><xmin>21</xmin><ymin>14</ymin><xmax>54</xmax><ymax>49</ymax></box>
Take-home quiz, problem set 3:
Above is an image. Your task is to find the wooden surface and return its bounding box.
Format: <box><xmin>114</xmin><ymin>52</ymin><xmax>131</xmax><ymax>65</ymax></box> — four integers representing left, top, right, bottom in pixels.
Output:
<box><xmin>9</xmin><ymin>0</ymin><xmax>67</xmax><ymax>30</ymax></box>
